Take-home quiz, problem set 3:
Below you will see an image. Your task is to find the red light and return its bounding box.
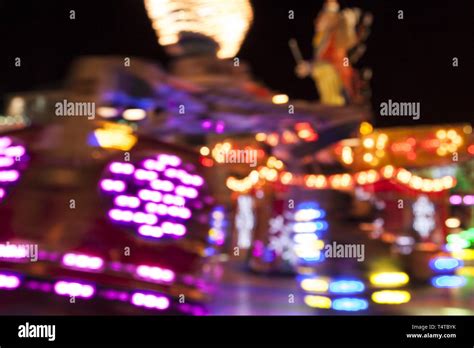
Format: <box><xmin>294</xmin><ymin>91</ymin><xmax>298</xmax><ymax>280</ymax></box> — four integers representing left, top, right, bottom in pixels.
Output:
<box><xmin>200</xmin><ymin>157</ymin><xmax>214</xmax><ymax>167</ymax></box>
<box><xmin>468</xmin><ymin>144</ymin><xmax>474</xmax><ymax>155</ymax></box>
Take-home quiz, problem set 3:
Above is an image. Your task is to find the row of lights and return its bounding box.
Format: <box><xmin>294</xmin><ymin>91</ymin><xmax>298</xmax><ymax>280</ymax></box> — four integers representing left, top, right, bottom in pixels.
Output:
<box><xmin>226</xmin><ymin>162</ymin><xmax>456</xmax><ymax>193</ymax></box>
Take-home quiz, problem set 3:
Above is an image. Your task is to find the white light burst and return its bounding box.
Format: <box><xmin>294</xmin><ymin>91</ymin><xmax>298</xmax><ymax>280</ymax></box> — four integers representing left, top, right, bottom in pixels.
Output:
<box><xmin>144</xmin><ymin>0</ymin><xmax>253</xmax><ymax>59</ymax></box>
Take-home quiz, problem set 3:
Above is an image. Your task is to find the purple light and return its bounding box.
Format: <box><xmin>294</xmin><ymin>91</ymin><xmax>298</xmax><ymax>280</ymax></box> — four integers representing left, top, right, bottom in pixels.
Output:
<box><xmin>142</xmin><ymin>159</ymin><xmax>165</xmax><ymax>172</ymax></box>
<box><xmin>1</xmin><ymin>145</ymin><xmax>25</xmax><ymax>158</ymax></box>
<box><xmin>130</xmin><ymin>292</ymin><xmax>170</xmax><ymax>310</ymax></box>
<box><xmin>109</xmin><ymin>162</ymin><xmax>135</xmax><ymax>175</ymax></box>
<box><xmin>0</xmin><ymin>170</ymin><xmax>20</xmax><ymax>183</ymax></box>
<box><xmin>54</xmin><ymin>280</ymin><xmax>95</xmax><ymax>298</ymax></box>
<box><xmin>108</xmin><ymin>208</ymin><xmax>134</xmax><ymax>222</ymax></box>
<box><xmin>0</xmin><ymin>156</ymin><xmax>15</xmax><ymax>168</ymax></box>
<box><xmin>0</xmin><ymin>273</ymin><xmax>21</xmax><ymax>289</ymax></box>
<box><xmin>138</xmin><ymin>225</ymin><xmax>164</xmax><ymax>238</ymax></box>
<box><xmin>0</xmin><ymin>243</ymin><xmax>29</xmax><ymax>259</ymax></box>
<box><xmin>0</xmin><ymin>137</ymin><xmax>12</xmax><ymax>148</ymax></box>
<box><xmin>201</xmin><ymin>120</ymin><xmax>212</xmax><ymax>129</ymax></box>
<box><xmin>100</xmin><ymin>179</ymin><xmax>126</xmax><ymax>192</ymax></box>
<box><xmin>135</xmin><ymin>265</ymin><xmax>175</xmax><ymax>283</ymax></box>
<box><xmin>114</xmin><ymin>195</ymin><xmax>141</xmax><ymax>208</ymax></box>
<box><xmin>161</xmin><ymin>222</ymin><xmax>186</xmax><ymax>236</ymax></box>
<box><xmin>132</xmin><ymin>212</ymin><xmax>158</xmax><ymax>225</ymax></box>
<box><xmin>62</xmin><ymin>253</ymin><xmax>104</xmax><ymax>271</ymax></box>
<box><xmin>463</xmin><ymin>195</ymin><xmax>474</xmax><ymax>205</ymax></box>
<box><xmin>162</xmin><ymin>194</ymin><xmax>185</xmax><ymax>206</ymax></box>
<box><xmin>138</xmin><ymin>189</ymin><xmax>162</xmax><ymax>202</ymax></box>
<box><xmin>150</xmin><ymin>179</ymin><xmax>174</xmax><ymax>192</ymax></box>
<box><xmin>176</xmin><ymin>185</ymin><xmax>198</xmax><ymax>199</ymax></box>
<box><xmin>157</xmin><ymin>154</ymin><xmax>181</xmax><ymax>167</ymax></box>
<box><xmin>450</xmin><ymin>195</ymin><xmax>462</xmax><ymax>205</ymax></box>
<box><xmin>0</xmin><ymin>188</ymin><xmax>4</xmax><ymax>200</ymax></box>
<box><xmin>134</xmin><ymin>169</ymin><xmax>158</xmax><ymax>181</ymax></box>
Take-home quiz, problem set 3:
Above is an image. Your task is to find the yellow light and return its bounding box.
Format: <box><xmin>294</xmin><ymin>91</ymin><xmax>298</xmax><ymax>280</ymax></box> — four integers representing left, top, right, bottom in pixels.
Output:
<box><xmin>93</xmin><ymin>123</ymin><xmax>137</xmax><ymax>151</ymax></box>
<box><xmin>97</xmin><ymin>106</ymin><xmax>119</xmax><ymax>118</ymax></box>
<box><xmin>363</xmin><ymin>153</ymin><xmax>374</xmax><ymax>163</ymax></box>
<box><xmin>445</xmin><ymin>217</ymin><xmax>461</xmax><ymax>229</ymax></box>
<box><xmin>304</xmin><ymin>295</ymin><xmax>332</xmax><ymax>309</ymax></box>
<box><xmin>452</xmin><ymin>249</ymin><xmax>474</xmax><ymax>261</ymax></box>
<box><xmin>441</xmin><ymin>176</ymin><xmax>455</xmax><ymax>189</ymax></box>
<box><xmin>381</xmin><ymin>165</ymin><xmax>395</xmax><ymax>179</ymax></box>
<box><xmin>341</xmin><ymin>146</ymin><xmax>353</xmax><ymax>165</ymax></box>
<box><xmin>436</xmin><ymin>129</ymin><xmax>446</xmax><ymax>139</ymax></box>
<box><xmin>363</xmin><ymin>138</ymin><xmax>375</xmax><ymax>149</ymax></box>
<box><xmin>267</xmin><ymin>134</ymin><xmax>279</xmax><ymax>147</ymax></box>
<box><xmin>144</xmin><ymin>0</ymin><xmax>254</xmax><ymax>59</ymax></box>
<box><xmin>272</xmin><ymin>94</ymin><xmax>289</xmax><ymax>104</ymax></box>
<box><xmin>369</xmin><ymin>272</ymin><xmax>409</xmax><ymax>287</ymax></box>
<box><xmin>371</xmin><ymin>290</ymin><xmax>411</xmax><ymax>304</ymax></box>
<box><xmin>300</xmin><ymin>278</ymin><xmax>329</xmax><ymax>293</ymax></box>
<box><xmin>360</xmin><ymin>121</ymin><xmax>373</xmax><ymax>135</ymax></box>
<box><xmin>281</xmin><ymin>172</ymin><xmax>293</xmax><ymax>184</ymax></box>
<box><xmin>447</xmin><ymin>129</ymin><xmax>457</xmax><ymax>139</ymax></box>
<box><xmin>456</xmin><ymin>267</ymin><xmax>474</xmax><ymax>277</ymax></box>
<box><xmin>463</xmin><ymin>125</ymin><xmax>472</xmax><ymax>134</ymax></box>
<box><xmin>123</xmin><ymin>108</ymin><xmax>146</xmax><ymax>121</ymax></box>
<box><xmin>200</xmin><ymin>146</ymin><xmax>210</xmax><ymax>156</ymax></box>
<box><xmin>255</xmin><ymin>133</ymin><xmax>266</xmax><ymax>142</ymax></box>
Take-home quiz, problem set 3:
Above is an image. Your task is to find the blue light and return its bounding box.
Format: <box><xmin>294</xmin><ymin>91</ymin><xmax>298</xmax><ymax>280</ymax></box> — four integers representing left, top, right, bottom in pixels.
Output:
<box><xmin>315</xmin><ymin>221</ymin><xmax>329</xmax><ymax>231</ymax></box>
<box><xmin>297</xmin><ymin>202</ymin><xmax>319</xmax><ymax>210</ymax></box>
<box><xmin>329</xmin><ymin>280</ymin><xmax>365</xmax><ymax>294</ymax></box>
<box><xmin>332</xmin><ymin>298</ymin><xmax>368</xmax><ymax>312</ymax></box>
<box><xmin>431</xmin><ymin>275</ymin><xmax>466</xmax><ymax>288</ymax></box>
<box><xmin>430</xmin><ymin>257</ymin><xmax>462</xmax><ymax>272</ymax></box>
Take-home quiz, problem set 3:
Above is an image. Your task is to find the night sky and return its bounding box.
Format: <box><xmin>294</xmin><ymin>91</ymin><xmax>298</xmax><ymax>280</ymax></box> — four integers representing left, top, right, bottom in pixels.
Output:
<box><xmin>0</xmin><ymin>0</ymin><xmax>473</xmax><ymax>127</ymax></box>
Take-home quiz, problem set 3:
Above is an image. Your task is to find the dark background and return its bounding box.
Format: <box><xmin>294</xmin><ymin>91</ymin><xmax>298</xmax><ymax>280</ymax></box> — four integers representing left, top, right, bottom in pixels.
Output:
<box><xmin>0</xmin><ymin>0</ymin><xmax>473</xmax><ymax>127</ymax></box>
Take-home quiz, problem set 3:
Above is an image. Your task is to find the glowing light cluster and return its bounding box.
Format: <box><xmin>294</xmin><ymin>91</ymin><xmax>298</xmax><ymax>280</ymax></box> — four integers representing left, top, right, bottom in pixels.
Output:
<box><xmin>100</xmin><ymin>154</ymin><xmax>205</xmax><ymax>240</ymax></box>
<box><xmin>226</xmin><ymin>159</ymin><xmax>456</xmax><ymax>193</ymax></box>
<box><xmin>135</xmin><ymin>265</ymin><xmax>175</xmax><ymax>283</ymax></box>
<box><xmin>208</xmin><ymin>206</ymin><xmax>227</xmax><ymax>246</ymax></box>
<box><xmin>450</xmin><ymin>195</ymin><xmax>474</xmax><ymax>206</ymax></box>
<box><xmin>291</xmin><ymin>202</ymin><xmax>327</xmax><ymax>264</ymax></box>
<box><xmin>62</xmin><ymin>253</ymin><xmax>104</xmax><ymax>271</ymax></box>
<box><xmin>369</xmin><ymin>272</ymin><xmax>409</xmax><ymax>288</ymax></box>
<box><xmin>0</xmin><ymin>136</ymin><xmax>27</xmax><ymax>203</ymax></box>
<box><xmin>144</xmin><ymin>0</ymin><xmax>253</xmax><ymax>59</ymax></box>
<box><xmin>130</xmin><ymin>291</ymin><xmax>170</xmax><ymax>310</ymax></box>
<box><xmin>54</xmin><ymin>280</ymin><xmax>95</xmax><ymax>299</ymax></box>
<box><xmin>0</xmin><ymin>273</ymin><xmax>21</xmax><ymax>289</ymax></box>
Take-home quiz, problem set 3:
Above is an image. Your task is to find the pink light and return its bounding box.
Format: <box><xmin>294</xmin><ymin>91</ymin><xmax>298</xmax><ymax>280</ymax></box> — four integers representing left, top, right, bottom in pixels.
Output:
<box><xmin>145</xmin><ymin>202</ymin><xmax>168</xmax><ymax>215</ymax></box>
<box><xmin>0</xmin><ymin>188</ymin><xmax>4</xmax><ymax>200</ymax></box>
<box><xmin>0</xmin><ymin>243</ymin><xmax>29</xmax><ymax>259</ymax></box>
<box><xmin>0</xmin><ymin>137</ymin><xmax>12</xmax><ymax>148</ymax></box>
<box><xmin>100</xmin><ymin>179</ymin><xmax>126</xmax><ymax>192</ymax></box>
<box><xmin>0</xmin><ymin>156</ymin><xmax>15</xmax><ymax>168</ymax></box>
<box><xmin>62</xmin><ymin>253</ymin><xmax>104</xmax><ymax>271</ymax></box>
<box><xmin>138</xmin><ymin>225</ymin><xmax>164</xmax><ymax>238</ymax></box>
<box><xmin>463</xmin><ymin>195</ymin><xmax>474</xmax><ymax>205</ymax></box>
<box><xmin>143</xmin><ymin>159</ymin><xmax>166</xmax><ymax>172</ymax></box>
<box><xmin>0</xmin><ymin>170</ymin><xmax>20</xmax><ymax>182</ymax></box>
<box><xmin>134</xmin><ymin>169</ymin><xmax>158</xmax><ymax>181</ymax></box>
<box><xmin>1</xmin><ymin>145</ymin><xmax>25</xmax><ymax>158</ymax></box>
<box><xmin>175</xmin><ymin>185</ymin><xmax>198</xmax><ymax>199</ymax></box>
<box><xmin>161</xmin><ymin>222</ymin><xmax>186</xmax><ymax>236</ymax></box>
<box><xmin>138</xmin><ymin>189</ymin><xmax>162</xmax><ymax>202</ymax></box>
<box><xmin>132</xmin><ymin>212</ymin><xmax>158</xmax><ymax>225</ymax></box>
<box><xmin>114</xmin><ymin>195</ymin><xmax>141</xmax><ymax>208</ymax></box>
<box><xmin>157</xmin><ymin>154</ymin><xmax>181</xmax><ymax>167</ymax></box>
<box><xmin>450</xmin><ymin>195</ymin><xmax>462</xmax><ymax>205</ymax></box>
<box><xmin>108</xmin><ymin>209</ymin><xmax>134</xmax><ymax>222</ymax></box>
<box><xmin>130</xmin><ymin>292</ymin><xmax>170</xmax><ymax>310</ymax></box>
<box><xmin>109</xmin><ymin>162</ymin><xmax>135</xmax><ymax>175</ymax></box>
<box><xmin>54</xmin><ymin>280</ymin><xmax>95</xmax><ymax>298</ymax></box>
<box><xmin>162</xmin><ymin>194</ymin><xmax>185</xmax><ymax>206</ymax></box>
<box><xmin>150</xmin><ymin>179</ymin><xmax>174</xmax><ymax>192</ymax></box>
<box><xmin>135</xmin><ymin>265</ymin><xmax>175</xmax><ymax>283</ymax></box>
<box><xmin>191</xmin><ymin>175</ymin><xmax>204</xmax><ymax>187</ymax></box>
<box><xmin>0</xmin><ymin>273</ymin><xmax>21</xmax><ymax>289</ymax></box>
